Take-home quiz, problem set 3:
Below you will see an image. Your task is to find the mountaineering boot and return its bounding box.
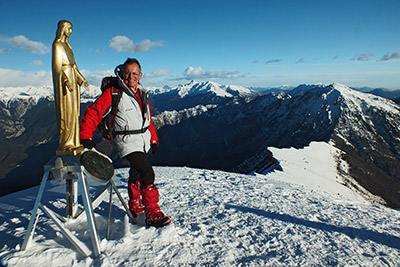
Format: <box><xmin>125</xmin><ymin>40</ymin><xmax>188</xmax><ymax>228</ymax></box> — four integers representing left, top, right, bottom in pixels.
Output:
<box><xmin>128</xmin><ymin>181</ymin><xmax>144</xmax><ymax>217</ymax></box>
<box><xmin>141</xmin><ymin>184</ymin><xmax>171</xmax><ymax>228</ymax></box>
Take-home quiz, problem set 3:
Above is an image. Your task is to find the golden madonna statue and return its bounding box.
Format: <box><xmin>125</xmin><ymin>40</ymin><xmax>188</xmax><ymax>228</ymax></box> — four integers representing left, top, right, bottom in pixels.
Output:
<box><xmin>52</xmin><ymin>20</ymin><xmax>89</xmax><ymax>156</ymax></box>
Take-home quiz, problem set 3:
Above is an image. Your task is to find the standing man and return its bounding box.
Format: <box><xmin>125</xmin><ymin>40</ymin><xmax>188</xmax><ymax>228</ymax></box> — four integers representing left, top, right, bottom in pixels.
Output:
<box><xmin>80</xmin><ymin>58</ymin><xmax>170</xmax><ymax>228</ymax></box>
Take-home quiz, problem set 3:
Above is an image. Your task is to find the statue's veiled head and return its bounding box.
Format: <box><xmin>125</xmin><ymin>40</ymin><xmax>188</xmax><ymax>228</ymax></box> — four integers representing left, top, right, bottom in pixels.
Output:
<box><xmin>55</xmin><ymin>20</ymin><xmax>72</xmax><ymax>41</ymax></box>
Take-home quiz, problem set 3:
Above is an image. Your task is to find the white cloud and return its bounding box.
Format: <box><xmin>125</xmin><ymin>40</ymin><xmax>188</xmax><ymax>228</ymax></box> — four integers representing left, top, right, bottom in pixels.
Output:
<box><xmin>357</xmin><ymin>52</ymin><xmax>373</xmax><ymax>61</ymax></box>
<box><xmin>81</xmin><ymin>69</ymin><xmax>114</xmax><ymax>87</ymax></box>
<box><xmin>7</xmin><ymin>35</ymin><xmax>49</xmax><ymax>55</ymax></box>
<box><xmin>0</xmin><ymin>48</ymin><xmax>11</xmax><ymax>53</ymax></box>
<box><xmin>183</xmin><ymin>66</ymin><xmax>241</xmax><ymax>79</ymax></box>
<box><xmin>109</xmin><ymin>36</ymin><xmax>135</xmax><ymax>52</ymax></box>
<box><xmin>0</xmin><ymin>68</ymin><xmax>114</xmax><ymax>88</ymax></box>
<box><xmin>266</xmin><ymin>59</ymin><xmax>281</xmax><ymax>64</ymax></box>
<box><xmin>109</xmin><ymin>35</ymin><xmax>164</xmax><ymax>53</ymax></box>
<box><xmin>31</xmin><ymin>60</ymin><xmax>43</xmax><ymax>66</ymax></box>
<box><xmin>135</xmin><ymin>39</ymin><xmax>164</xmax><ymax>52</ymax></box>
<box><xmin>144</xmin><ymin>69</ymin><xmax>172</xmax><ymax>78</ymax></box>
<box><xmin>381</xmin><ymin>52</ymin><xmax>400</xmax><ymax>61</ymax></box>
<box><xmin>0</xmin><ymin>68</ymin><xmax>52</xmax><ymax>87</ymax></box>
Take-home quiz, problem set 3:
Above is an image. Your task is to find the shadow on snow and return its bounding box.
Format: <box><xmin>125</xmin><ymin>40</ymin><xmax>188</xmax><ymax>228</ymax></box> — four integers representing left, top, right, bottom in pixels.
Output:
<box><xmin>225</xmin><ymin>204</ymin><xmax>400</xmax><ymax>250</ymax></box>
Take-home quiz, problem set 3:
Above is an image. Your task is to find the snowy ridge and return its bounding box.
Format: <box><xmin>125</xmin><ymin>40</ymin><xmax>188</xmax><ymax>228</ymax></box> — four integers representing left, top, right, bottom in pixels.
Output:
<box><xmin>289</xmin><ymin>82</ymin><xmax>400</xmax><ymax>118</ymax></box>
<box><xmin>0</xmin><ymin>86</ymin><xmax>54</xmax><ymax>103</ymax></box>
<box><xmin>0</xmin><ymin>142</ymin><xmax>399</xmax><ymax>266</ymax></box>
<box><xmin>0</xmin><ymin>80</ymin><xmax>259</xmax><ymax>104</ymax></box>
<box><xmin>153</xmin><ymin>104</ymin><xmax>217</xmax><ymax>127</ymax></box>
<box><xmin>177</xmin><ymin>80</ymin><xmax>230</xmax><ymax>98</ymax></box>
<box><xmin>173</xmin><ymin>80</ymin><xmax>259</xmax><ymax>100</ymax></box>
<box><xmin>0</xmin><ymin>85</ymin><xmax>101</xmax><ymax>104</ymax></box>
<box><xmin>333</xmin><ymin>83</ymin><xmax>400</xmax><ymax>114</ymax></box>
<box><xmin>332</xmin><ymin>82</ymin><xmax>400</xmax><ymax>148</ymax></box>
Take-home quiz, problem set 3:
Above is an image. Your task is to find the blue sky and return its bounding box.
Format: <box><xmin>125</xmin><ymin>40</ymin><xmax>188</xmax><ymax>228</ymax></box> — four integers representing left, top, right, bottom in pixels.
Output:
<box><xmin>0</xmin><ymin>0</ymin><xmax>399</xmax><ymax>89</ymax></box>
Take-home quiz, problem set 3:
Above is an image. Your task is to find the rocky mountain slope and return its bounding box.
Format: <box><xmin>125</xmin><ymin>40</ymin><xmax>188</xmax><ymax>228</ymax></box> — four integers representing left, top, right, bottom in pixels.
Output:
<box><xmin>150</xmin><ymin>82</ymin><xmax>400</xmax><ymax>207</ymax></box>
<box><xmin>0</xmin><ymin>82</ymin><xmax>399</xmax><ymax>208</ymax></box>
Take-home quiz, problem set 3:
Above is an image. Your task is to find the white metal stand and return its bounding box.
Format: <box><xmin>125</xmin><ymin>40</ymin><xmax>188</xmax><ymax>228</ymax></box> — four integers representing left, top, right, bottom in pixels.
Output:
<box><xmin>21</xmin><ymin>156</ymin><xmax>135</xmax><ymax>258</ymax></box>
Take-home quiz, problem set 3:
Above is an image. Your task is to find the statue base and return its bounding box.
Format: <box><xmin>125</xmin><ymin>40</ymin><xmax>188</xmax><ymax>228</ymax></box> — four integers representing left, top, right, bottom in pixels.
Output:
<box><xmin>56</xmin><ymin>145</ymin><xmax>84</xmax><ymax>156</ymax></box>
<box><xmin>21</xmin><ymin>154</ymin><xmax>136</xmax><ymax>258</ymax></box>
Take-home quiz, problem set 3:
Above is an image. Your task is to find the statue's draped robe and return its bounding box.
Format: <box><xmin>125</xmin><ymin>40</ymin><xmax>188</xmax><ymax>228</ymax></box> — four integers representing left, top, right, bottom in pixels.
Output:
<box><xmin>52</xmin><ymin>40</ymin><xmax>85</xmax><ymax>153</ymax></box>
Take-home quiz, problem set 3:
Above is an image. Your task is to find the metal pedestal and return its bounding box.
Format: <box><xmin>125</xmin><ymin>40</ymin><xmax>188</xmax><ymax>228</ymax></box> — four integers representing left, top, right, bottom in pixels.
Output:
<box><xmin>21</xmin><ymin>156</ymin><xmax>135</xmax><ymax>258</ymax></box>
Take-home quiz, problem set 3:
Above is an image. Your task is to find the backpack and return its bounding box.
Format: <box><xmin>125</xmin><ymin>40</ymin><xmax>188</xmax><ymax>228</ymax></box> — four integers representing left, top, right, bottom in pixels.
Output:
<box><xmin>98</xmin><ymin>76</ymin><xmax>123</xmax><ymax>140</ymax></box>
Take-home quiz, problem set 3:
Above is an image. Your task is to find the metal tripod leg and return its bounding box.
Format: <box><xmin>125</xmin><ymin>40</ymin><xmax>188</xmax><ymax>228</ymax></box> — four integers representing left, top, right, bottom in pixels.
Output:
<box><xmin>110</xmin><ymin>179</ymin><xmax>136</xmax><ymax>223</ymax></box>
<box><xmin>78</xmin><ymin>167</ymin><xmax>101</xmax><ymax>257</ymax></box>
<box><xmin>107</xmin><ymin>185</ymin><xmax>112</xmax><ymax>240</ymax></box>
<box><xmin>74</xmin><ymin>179</ymin><xmax>135</xmax><ymax>240</ymax></box>
<box><xmin>39</xmin><ymin>203</ymin><xmax>91</xmax><ymax>257</ymax></box>
<box><xmin>21</xmin><ymin>171</ymin><xmax>50</xmax><ymax>250</ymax></box>
<box><xmin>22</xmin><ymin>158</ymin><xmax>102</xmax><ymax>258</ymax></box>
<box><xmin>22</xmin><ymin>154</ymin><xmax>135</xmax><ymax>257</ymax></box>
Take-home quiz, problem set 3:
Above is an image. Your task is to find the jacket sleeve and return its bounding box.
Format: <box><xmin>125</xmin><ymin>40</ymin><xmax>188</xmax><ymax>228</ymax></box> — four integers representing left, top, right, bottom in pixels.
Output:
<box><xmin>80</xmin><ymin>87</ymin><xmax>113</xmax><ymax>140</ymax></box>
<box><xmin>147</xmin><ymin>101</ymin><xmax>158</xmax><ymax>145</ymax></box>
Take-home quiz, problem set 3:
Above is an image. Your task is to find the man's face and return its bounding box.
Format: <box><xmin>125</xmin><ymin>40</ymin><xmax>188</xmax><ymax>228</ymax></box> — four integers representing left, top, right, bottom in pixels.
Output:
<box><xmin>123</xmin><ymin>63</ymin><xmax>142</xmax><ymax>91</ymax></box>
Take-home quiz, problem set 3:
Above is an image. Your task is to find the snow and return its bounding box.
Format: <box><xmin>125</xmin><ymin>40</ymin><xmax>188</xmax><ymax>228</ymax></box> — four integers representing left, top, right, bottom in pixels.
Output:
<box><xmin>0</xmin><ymin>85</ymin><xmax>101</xmax><ymax>104</ymax></box>
<box><xmin>153</xmin><ymin>104</ymin><xmax>217</xmax><ymax>126</ymax></box>
<box><xmin>172</xmin><ymin>80</ymin><xmax>258</xmax><ymax>99</ymax></box>
<box><xmin>1</xmin><ymin>142</ymin><xmax>399</xmax><ymax>266</ymax></box>
<box><xmin>333</xmin><ymin>83</ymin><xmax>399</xmax><ymax>114</ymax></box>
<box><xmin>268</xmin><ymin>142</ymin><xmax>367</xmax><ymax>203</ymax></box>
<box><xmin>0</xmin><ymin>80</ymin><xmax>257</xmax><ymax>103</ymax></box>
<box><xmin>0</xmin><ymin>86</ymin><xmax>53</xmax><ymax>103</ymax></box>
<box><xmin>176</xmin><ymin>81</ymin><xmax>232</xmax><ymax>98</ymax></box>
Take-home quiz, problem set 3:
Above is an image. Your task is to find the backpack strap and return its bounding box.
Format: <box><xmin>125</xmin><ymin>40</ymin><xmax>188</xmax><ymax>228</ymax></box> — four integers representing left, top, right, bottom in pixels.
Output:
<box><xmin>111</xmin><ymin>89</ymin><xmax>152</xmax><ymax>139</ymax></box>
<box><xmin>109</xmin><ymin>87</ymin><xmax>123</xmax><ymax>139</ymax></box>
<box><xmin>139</xmin><ymin>90</ymin><xmax>149</xmax><ymax>126</ymax></box>
<box><xmin>101</xmin><ymin>86</ymin><xmax>123</xmax><ymax>140</ymax></box>
<box><xmin>102</xmin><ymin>85</ymin><xmax>151</xmax><ymax>141</ymax></box>
<box><xmin>111</xmin><ymin>87</ymin><xmax>123</xmax><ymax>111</ymax></box>
<box><xmin>112</xmin><ymin>126</ymin><xmax>150</xmax><ymax>136</ymax></box>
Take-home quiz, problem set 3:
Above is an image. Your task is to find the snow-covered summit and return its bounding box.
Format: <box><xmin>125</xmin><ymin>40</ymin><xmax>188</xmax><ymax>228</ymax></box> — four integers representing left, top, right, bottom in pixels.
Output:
<box><xmin>290</xmin><ymin>83</ymin><xmax>399</xmax><ymax>112</ymax></box>
<box><xmin>174</xmin><ymin>80</ymin><xmax>260</xmax><ymax>100</ymax></box>
<box><xmin>288</xmin><ymin>82</ymin><xmax>400</xmax><ymax>126</ymax></box>
<box><xmin>332</xmin><ymin>83</ymin><xmax>399</xmax><ymax>114</ymax></box>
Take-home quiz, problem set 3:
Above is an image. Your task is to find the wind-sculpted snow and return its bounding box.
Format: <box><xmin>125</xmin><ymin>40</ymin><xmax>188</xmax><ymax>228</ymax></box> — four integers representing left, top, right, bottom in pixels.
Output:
<box><xmin>1</xmin><ymin>155</ymin><xmax>399</xmax><ymax>266</ymax></box>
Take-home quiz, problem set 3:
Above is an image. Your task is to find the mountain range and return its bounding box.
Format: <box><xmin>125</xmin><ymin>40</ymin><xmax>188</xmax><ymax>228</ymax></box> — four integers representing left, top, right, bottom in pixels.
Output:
<box><xmin>0</xmin><ymin>81</ymin><xmax>399</xmax><ymax>208</ymax></box>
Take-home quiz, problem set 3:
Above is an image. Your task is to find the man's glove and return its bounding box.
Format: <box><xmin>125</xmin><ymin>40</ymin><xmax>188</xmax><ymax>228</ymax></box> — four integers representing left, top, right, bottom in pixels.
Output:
<box><xmin>151</xmin><ymin>144</ymin><xmax>158</xmax><ymax>155</ymax></box>
<box><xmin>81</xmin><ymin>139</ymin><xmax>96</xmax><ymax>149</ymax></box>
